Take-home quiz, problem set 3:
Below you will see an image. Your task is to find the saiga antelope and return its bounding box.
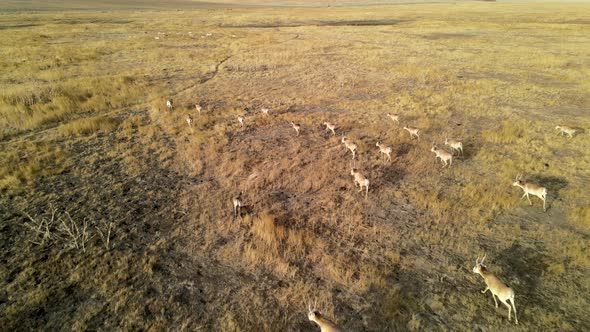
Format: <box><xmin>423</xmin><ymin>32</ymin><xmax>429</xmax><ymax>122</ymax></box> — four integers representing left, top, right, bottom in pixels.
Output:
<box><xmin>290</xmin><ymin>121</ymin><xmax>301</xmax><ymax>136</ymax></box>
<box><xmin>555</xmin><ymin>125</ymin><xmax>576</xmax><ymax>138</ymax></box>
<box><xmin>237</xmin><ymin>116</ymin><xmax>245</xmax><ymax>128</ymax></box>
<box><xmin>166</xmin><ymin>99</ymin><xmax>173</xmax><ymax>111</ymax></box>
<box><xmin>323</xmin><ymin>122</ymin><xmax>336</xmax><ymax>136</ymax></box>
<box><xmin>403</xmin><ymin>126</ymin><xmax>420</xmax><ymax>140</ymax></box>
<box><xmin>445</xmin><ymin>137</ymin><xmax>463</xmax><ymax>155</ymax></box>
<box><xmin>387</xmin><ymin>113</ymin><xmax>400</xmax><ymax>124</ymax></box>
<box><xmin>376</xmin><ymin>142</ymin><xmax>392</xmax><ymax>163</ymax></box>
<box><xmin>431</xmin><ymin>144</ymin><xmax>453</xmax><ymax>168</ymax></box>
<box><xmin>351</xmin><ymin>168</ymin><xmax>369</xmax><ymax>198</ymax></box>
<box><xmin>512</xmin><ymin>174</ymin><xmax>547</xmax><ymax>211</ymax></box>
<box><xmin>341</xmin><ymin>136</ymin><xmax>357</xmax><ymax>159</ymax></box>
<box><xmin>186</xmin><ymin>114</ymin><xmax>193</xmax><ymax>127</ymax></box>
<box><xmin>473</xmin><ymin>254</ymin><xmax>518</xmax><ymax>324</ymax></box>
<box><xmin>195</xmin><ymin>104</ymin><xmax>203</xmax><ymax>115</ymax></box>
<box><xmin>232</xmin><ymin>192</ymin><xmax>242</xmax><ymax>218</ymax></box>
<box><xmin>308</xmin><ymin>300</ymin><xmax>341</xmax><ymax>332</ymax></box>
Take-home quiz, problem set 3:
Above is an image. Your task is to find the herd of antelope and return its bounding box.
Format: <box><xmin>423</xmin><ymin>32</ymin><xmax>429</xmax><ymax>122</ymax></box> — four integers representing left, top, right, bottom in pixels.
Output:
<box><xmin>169</xmin><ymin>99</ymin><xmax>578</xmax><ymax>329</ymax></box>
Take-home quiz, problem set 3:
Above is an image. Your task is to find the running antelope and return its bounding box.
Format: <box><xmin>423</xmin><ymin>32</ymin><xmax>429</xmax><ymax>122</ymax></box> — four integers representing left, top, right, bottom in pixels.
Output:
<box><xmin>308</xmin><ymin>301</ymin><xmax>341</xmax><ymax>332</ymax></box>
<box><xmin>445</xmin><ymin>137</ymin><xmax>463</xmax><ymax>155</ymax></box>
<box><xmin>323</xmin><ymin>122</ymin><xmax>336</xmax><ymax>136</ymax></box>
<box><xmin>261</xmin><ymin>108</ymin><xmax>270</xmax><ymax>116</ymax></box>
<box><xmin>237</xmin><ymin>116</ymin><xmax>245</xmax><ymax>128</ymax></box>
<box><xmin>290</xmin><ymin>121</ymin><xmax>301</xmax><ymax>136</ymax></box>
<box><xmin>387</xmin><ymin>113</ymin><xmax>400</xmax><ymax>124</ymax></box>
<box><xmin>555</xmin><ymin>125</ymin><xmax>576</xmax><ymax>138</ymax></box>
<box><xmin>166</xmin><ymin>99</ymin><xmax>173</xmax><ymax>111</ymax></box>
<box><xmin>403</xmin><ymin>126</ymin><xmax>420</xmax><ymax>140</ymax></box>
<box><xmin>431</xmin><ymin>144</ymin><xmax>453</xmax><ymax>168</ymax></box>
<box><xmin>473</xmin><ymin>254</ymin><xmax>518</xmax><ymax>325</ymax></box>
<box><xmin>341</xmin><ymin>136</ymin><xmax>357</xmax><ymax>159</ymax></box>
<box><xmin>376</xmin><ymin>142</ymin><xmax>392</xmax><ymax>163</ymax></box>
<box><xmin>186</xmin><ymin>114</ymin><xmax>193</xmax><ymax>127</ymax></box>
<box><xmin>195</xmin><ymin>104</ymin><xmax>203</xmax><ymax>115</ymax></box>
<box><xmin>351</xmin><ymin>168</ymin><xmax>369</xmax><ymax>197</ymax></box>
<box><xmin>512</xmin><ymin>174</ymin><xmax>547</xmax><ymax>211</ymax></box>
<box><xmin>232</xmin><ymin>192</ymin><xmax>242</xmax><ymax>218</ymax></box>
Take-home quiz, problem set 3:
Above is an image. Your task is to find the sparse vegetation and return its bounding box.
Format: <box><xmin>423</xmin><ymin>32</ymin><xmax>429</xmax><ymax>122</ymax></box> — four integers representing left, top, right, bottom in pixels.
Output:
<box><xmin>1</xmin><ymin>1</ymin><xmax>589</xmax><ymax>331</ymax></box>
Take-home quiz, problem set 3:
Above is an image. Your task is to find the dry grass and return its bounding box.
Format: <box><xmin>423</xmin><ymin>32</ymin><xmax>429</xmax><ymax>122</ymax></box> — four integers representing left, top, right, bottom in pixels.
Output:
<box><xmin>0</xmin><ymin>141</ymin><xmax>70</xmax><ymax>193</ymax></box>
<box><xmin>56</xmin><ymin>115</ymin><xmax>119</xmax><ymax>137</ymax></box>
<box><xmin>1</xmin><ymin>1</ymin><xmax>590</xmax><ymax>331</ymax></box>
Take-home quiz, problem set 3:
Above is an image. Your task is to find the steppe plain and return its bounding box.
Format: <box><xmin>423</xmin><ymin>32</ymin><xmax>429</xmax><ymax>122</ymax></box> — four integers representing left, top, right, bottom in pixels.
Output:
<box><xmin>1</xmin><ymin>0</ymin><xmax>589</xmax><ymax>330</ymax></box>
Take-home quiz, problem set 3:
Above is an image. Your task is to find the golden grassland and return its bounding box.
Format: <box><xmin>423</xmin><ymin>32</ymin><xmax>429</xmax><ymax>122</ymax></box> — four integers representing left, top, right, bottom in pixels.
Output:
<box><xmin>1</xmin><ymin>2</ymin><xmax>589</xmax><ymax>331</ymax></box>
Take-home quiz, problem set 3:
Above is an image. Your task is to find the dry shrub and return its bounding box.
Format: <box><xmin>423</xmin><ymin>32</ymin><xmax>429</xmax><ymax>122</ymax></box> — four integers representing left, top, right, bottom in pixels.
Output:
<box><xmin>22</xmin><ymin>205</ymin><xmax>93</xmax><ymax>252</ymax></box>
